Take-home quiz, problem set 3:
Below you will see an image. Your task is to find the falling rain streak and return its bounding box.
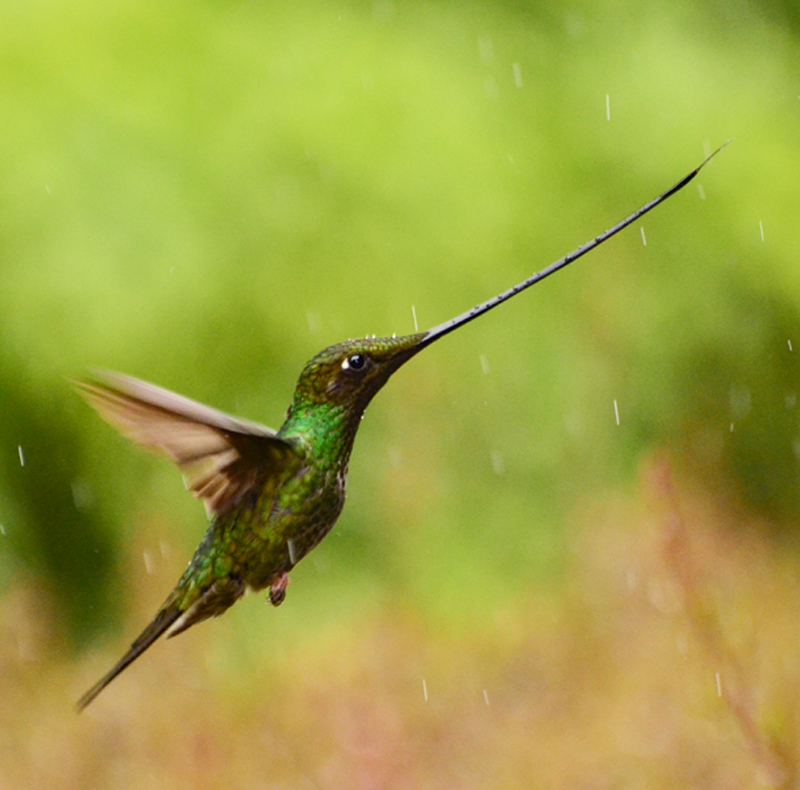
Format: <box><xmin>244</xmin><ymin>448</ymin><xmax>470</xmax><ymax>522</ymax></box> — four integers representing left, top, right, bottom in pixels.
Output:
<box><xmin>613</xmin><ymin>399</ymin><xmax>620</xmax><ymax>426</ymax></box>
<box><xmin>422</xmin><ymin>679</ymin><xmax>428</xmax><ymax>702</ymax></box>
<box><xmin>306</xmin><ymin>311</ymin><xmax>321</xmax><ymax>334</ymax></box>
<box><xmin>71</xmin><ymin>480</ymin><xmax>93</xmax><ymax>510</ymax></box>
<box><xmin>640</xmin><ymin>227</ymin><xmax>647</xmax><ymax>246</ymax></box>
<box><xmin>605</xmin><ymin>94</ymin><xmax>611</xmax><ymax>121</ymax></box>
<box><xmin>490</xmin><ymin>450</ymin><xmax>505</xmax><ymax>475</ymax></box>
<box><xmin>412</xmin><ymin>305</ymin><xmax>418</xmax><ymax>332</ymax></box>
<box><xmin>18</xmin><ymin>446</ymin><xmax>24</xmax><ymax>467</ymax></box>
<box><xmin>759</xmin><ymin>221</ymin><xmax>765</xmax><ymax>242</ymax></box>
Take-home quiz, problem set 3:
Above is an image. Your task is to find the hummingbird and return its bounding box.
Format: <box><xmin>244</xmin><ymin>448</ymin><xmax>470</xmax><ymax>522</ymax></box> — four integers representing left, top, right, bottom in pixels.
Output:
<box><xmin>75</xmin><ymin>145</ymin><xmax>725</xmax><ymax>711</ymax></box>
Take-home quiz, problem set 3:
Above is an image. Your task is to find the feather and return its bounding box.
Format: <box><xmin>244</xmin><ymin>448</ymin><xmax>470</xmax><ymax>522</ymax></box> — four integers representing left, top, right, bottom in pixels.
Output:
<box><xmin>75</xmin><ymin>598</ymin><xmax>183</xmax><ymax>712</ymax></box>
<box><xmin>74</xmin><ymin>371</ymin><xmax>298</xmax><ymax>517</ymax></box>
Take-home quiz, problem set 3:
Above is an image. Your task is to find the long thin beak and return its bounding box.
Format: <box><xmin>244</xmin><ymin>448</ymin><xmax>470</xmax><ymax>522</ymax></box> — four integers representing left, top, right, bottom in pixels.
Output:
<box><xmin>415</xmin><ymin>141</ymin><xmax>729</xmax><ymax>352</ymax></box>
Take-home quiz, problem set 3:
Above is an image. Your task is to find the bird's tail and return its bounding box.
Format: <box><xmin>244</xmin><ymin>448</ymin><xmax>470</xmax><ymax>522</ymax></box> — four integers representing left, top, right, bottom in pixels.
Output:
<box><xmin>76</xmin><ymin>598</ymin><xmax>182</xmax><ymax>712</ymax></box>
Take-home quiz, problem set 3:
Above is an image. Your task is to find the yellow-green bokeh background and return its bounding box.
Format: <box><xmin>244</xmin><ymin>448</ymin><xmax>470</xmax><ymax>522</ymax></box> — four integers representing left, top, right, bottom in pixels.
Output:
<box><xmin>2</xmin><ymin>1</ymin><xmax>800</xmax><ymax>787</ymax></box>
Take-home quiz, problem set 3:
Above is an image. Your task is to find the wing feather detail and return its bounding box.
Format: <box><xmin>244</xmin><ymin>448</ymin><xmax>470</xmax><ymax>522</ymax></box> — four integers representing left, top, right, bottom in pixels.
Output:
<box><xmin>74</xmin><ymin>371</ymin><xmax>298</xmax><ymax>517</ymax></box>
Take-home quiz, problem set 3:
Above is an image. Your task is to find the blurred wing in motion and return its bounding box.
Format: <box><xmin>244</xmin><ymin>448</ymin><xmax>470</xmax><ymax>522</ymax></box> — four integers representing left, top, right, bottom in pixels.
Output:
<box><xmin>74</xmin><ymin>371</ymin><xmax>299</xmax><ymax>517</ymax></box>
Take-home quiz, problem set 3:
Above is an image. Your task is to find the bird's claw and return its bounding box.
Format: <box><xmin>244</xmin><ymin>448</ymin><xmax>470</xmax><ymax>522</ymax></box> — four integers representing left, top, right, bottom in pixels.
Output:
<box><xmin>268</xmin><ymin>572</ymin><xmax>289</xmax><ymax>606</ymax></box>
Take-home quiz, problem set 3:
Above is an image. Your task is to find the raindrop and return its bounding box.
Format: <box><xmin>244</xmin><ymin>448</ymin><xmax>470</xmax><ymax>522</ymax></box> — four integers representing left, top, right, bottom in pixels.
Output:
<box><xmin>564</xmin><ymin>412</ymin><xmax>584</xmax><ymax>437</ymax></box>
<box><xmin>71</xmin><ymin>480</ymin><xmax>94</xmax><ymax>510</ymax></box>
<box><xmin>483</xmin><ymin>689</ymin><xmax>490</xmax><ymax>706</ymax></box>
<box><xmin>422</xmin><ymin>678</ymin><xmax>429</xmax><ymax>701</ymax></box>
<box><xmin>478</xmin><ymin>35</ymin><xmax>494</xmax><ymax>64</ymax></box>
<box><xmin>715</xmin><ymin>671</ymin><xmax>722</xmax><ymax>698</ymax></box>
<box><xmin>411</xmin><ymin>305</ymin><xmax>418</xmax><ymax>332</ymax></box>
<box><xmin>479</xmin><ymin>354</ymin><xmax>490</xmax><ymax>374</ymax></box>
<box><xmin>287</xmin><ymin>539</ymin><xmax>297</xmax><ymax>565</ymax></box>
<box><xmin>143</xmin><ymin>551</ymin><xmax>155</xmax><ymax>575</ymax></box>
<box><xmin>759</xmin><ymin>221</ymin><xmax>765</xmax><ymax>242</ymax></box>
<box><xmin>18</xmin><ymin>446</ymin><xmax>24</xmax><ymax>467</ymax></box>
<box><xmin>613</xmin><ymin>399</ymin><xmax>620</xmax><ymax>426</ymax></box>
<box><xmin>372</xmin><ymin>0</ymin><xmax>396</xmax><ymax>21</ymax></box>
<box><xmin>697</xmin><ymin>184</ymin><xmax>706</xmax><ymax>200</ymax></box>
<box><xmin>388</xmin><ymin>446</ymin><xmax>402</xmax><ymax>468</ymax></box>
<box><xmin>640</xmin><ymin>227</ymin><xmax>647</xmax><ymax>246</ymax></box>
<box><xmin>306</xmin><ymin>311</ymin><xmax>321</xmax><ymax>334</ymax></box>
<box><xmin>490</xmin><ymin>450</ymin><xmax>505</xmax><ymax>475</ymax></box>
<box><xmin>728</xmin><ymin>385</ymin><xmax>751</xmax><ymax>419</ymax></box>
<box><xmin>605</xmin><ymin>94</ymin><xmax>611</xmax><ymax>121</ymax></box>
<box><xmin>565</xmin><ymin>11</ymin><xmax>586</xmax><ymax>38</ymax></box>
<box><xmin>512</xmin><ymin>63</ymin><xmax>523</xmax><ymax>88</ymax></box>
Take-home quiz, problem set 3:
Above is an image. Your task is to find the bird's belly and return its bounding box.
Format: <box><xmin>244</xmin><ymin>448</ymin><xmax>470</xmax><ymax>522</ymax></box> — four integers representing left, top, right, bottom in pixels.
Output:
<box><xmin>236</xmin><ymin>465</ymin><xmax>347</xmax><ymax>590</ymax></box>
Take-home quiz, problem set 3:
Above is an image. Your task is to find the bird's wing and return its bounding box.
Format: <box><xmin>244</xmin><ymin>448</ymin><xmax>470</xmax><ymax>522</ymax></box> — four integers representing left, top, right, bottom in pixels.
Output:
<box><xmin>74</xmin><ymin>371</ymin><xmax>299</xmax><ymax>518</ymax></box>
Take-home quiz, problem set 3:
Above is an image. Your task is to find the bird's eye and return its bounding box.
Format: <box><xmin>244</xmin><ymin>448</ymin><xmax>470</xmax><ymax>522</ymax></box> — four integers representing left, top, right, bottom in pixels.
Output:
<box><xmin>342</xmin><ymin>353</ymin><xmax>367</xmax><ymax>371</ymax></box>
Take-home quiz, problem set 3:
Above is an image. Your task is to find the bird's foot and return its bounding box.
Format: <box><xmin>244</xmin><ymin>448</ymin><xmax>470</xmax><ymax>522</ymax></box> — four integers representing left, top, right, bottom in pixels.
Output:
<box><xmin>268</xmin><ymin>572</ymin><xmax>290</xmax><ymax>606</ymax></box>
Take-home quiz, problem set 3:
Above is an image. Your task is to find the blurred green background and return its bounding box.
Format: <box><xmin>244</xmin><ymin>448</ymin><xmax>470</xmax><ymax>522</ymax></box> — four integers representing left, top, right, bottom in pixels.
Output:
<box><xmin>1</xmin><ymin>0</ymin><xmax>800</xmax><ymax>787</ymax></box>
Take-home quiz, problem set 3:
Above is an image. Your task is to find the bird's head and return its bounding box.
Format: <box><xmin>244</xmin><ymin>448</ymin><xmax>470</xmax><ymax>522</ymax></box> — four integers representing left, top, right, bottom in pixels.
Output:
<box><xmin>288</xmin><ymin>333</ymin><xmax>428</xmax><ymax>417</ymax></box>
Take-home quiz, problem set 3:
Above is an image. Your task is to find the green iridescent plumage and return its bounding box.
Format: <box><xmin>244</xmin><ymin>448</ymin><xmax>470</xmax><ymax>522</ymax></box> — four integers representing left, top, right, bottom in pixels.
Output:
<box><xmin>75</xmin><ymin>148</ymin><xmax>723</xmax><ymax>711</ymax></box>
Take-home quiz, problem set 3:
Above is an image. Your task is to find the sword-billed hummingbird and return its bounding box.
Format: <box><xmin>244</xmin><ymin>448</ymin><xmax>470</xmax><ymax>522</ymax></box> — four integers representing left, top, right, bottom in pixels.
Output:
<box><xmin>75</xmin><ymin>145</ymin><xmax>725</xmax><ymax>710</ymax></box>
